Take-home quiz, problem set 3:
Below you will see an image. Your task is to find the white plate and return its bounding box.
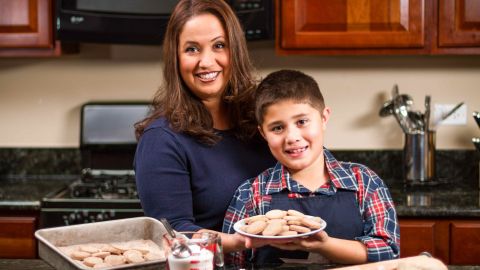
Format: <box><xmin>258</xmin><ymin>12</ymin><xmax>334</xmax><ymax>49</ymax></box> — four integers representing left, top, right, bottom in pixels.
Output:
<box><xmin>233</xmin><ymin>215</ymin><xmax>327</xmax><ymax>239</ymax></box>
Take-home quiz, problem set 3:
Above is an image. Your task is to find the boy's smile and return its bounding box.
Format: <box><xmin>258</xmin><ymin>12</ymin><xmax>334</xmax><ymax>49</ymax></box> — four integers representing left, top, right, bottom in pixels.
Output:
<box><xmin>259</xmin><ymin>100</ymin><xmax>331</xmax><ymax>178</ymax></box>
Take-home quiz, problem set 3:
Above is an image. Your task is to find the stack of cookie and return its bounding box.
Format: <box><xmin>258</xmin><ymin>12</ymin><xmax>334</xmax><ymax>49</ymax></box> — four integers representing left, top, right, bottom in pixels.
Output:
<box><xmin>240</xmin><ymin>209</ymin><xmax>324</xmax><ymax>237</ymax></box>
<box><xmin>59</xmin><ymin>239</ymin><xmax>165</xmax><ymax>269</ymax></box>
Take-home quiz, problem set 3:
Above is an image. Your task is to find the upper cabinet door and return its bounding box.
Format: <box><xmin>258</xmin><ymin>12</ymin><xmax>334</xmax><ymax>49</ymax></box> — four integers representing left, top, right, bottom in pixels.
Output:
<box><xmin>0</xmin><ymin>0</ymin><xmax>53</xmax><ymax>48</ymax></box>
<box><xmin>438</xmin><ymin>0</ymin><xmax>480</xmax><ymax>47</ymax></box>
<box><xmin>278</xmin><ymin>0</ymin><xmax>426</xmax><ymax>50</ymax></box>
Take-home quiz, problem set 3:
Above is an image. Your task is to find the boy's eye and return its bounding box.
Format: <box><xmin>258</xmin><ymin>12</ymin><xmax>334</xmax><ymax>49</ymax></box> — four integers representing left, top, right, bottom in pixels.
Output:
<box><xmin>297</xmin><ymin>119</ymin><xmax>309</xmax><ymax>126</ymax></box>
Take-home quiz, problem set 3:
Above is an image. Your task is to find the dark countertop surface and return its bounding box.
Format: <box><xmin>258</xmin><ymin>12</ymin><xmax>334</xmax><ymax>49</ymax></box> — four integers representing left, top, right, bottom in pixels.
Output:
<box><xmin>386</xmin><ymin>179</ymin><xmax>480</xmax><ymax>218</ymax></box>
<box><xmin>1</xmin><ymin>177</ymin><xmax>479</xmax><ymax>218</ymax></box>
<box><xmin>0</xmin><ymin>259</ymin><xmax>478</xmax><ymax>270</ymax></box>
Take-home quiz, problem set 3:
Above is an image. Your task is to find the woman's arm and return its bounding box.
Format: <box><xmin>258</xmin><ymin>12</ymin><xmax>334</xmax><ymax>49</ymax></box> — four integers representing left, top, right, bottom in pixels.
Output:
<box><xmin>135</xmin><ymin>127</ymin><xmax>200</xmax><ymax>232</ymax></box>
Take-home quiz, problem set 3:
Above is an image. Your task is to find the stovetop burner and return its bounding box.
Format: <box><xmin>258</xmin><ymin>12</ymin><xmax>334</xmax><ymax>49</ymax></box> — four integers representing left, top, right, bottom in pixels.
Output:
<box><xmin>69</xmin><ymin>168</ymin><xmax>138</xmax><ymax>199</ymax></box>
<box><xmin>69</xmin><ymin>180</ymin><xmax>138</xmax><ymax>199</ymax></box>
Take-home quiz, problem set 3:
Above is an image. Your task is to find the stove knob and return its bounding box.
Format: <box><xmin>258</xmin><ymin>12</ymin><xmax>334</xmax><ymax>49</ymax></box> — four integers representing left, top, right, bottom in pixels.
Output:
<box><xmin>75</xmin><ymin>212</ymin><xmax>82</xmax><ymax>222</ymax></box>
<box><xmin>96</xmin><ymin>213</ymin><xmax>104</xmax><ymax>221</ymax></box>
<box><xmin>62</xmin><ymin>214</ymin><xmax>70</xmax><ymax>226</ymax></box>
<box><xmin>69</xmin><ymin>213</ymin><xmax>76</xmax><ymax>224</ymax></box>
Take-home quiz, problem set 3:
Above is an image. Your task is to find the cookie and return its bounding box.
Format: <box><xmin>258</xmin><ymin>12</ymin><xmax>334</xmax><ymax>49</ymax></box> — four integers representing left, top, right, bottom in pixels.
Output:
<box><xmin>246</xmin><ymin>220</ymin><xmax>268</xmax><ymax>234</ymax></box>
<box><xmin>262</xmin><ymin>222</ymin><xmax>284</xmax><ymax>236</ymax></box>
<box><xmin>265</xmin><ymin>209</ymin><xmax>286</xmax><ymax>219</ymax></box>
<box><xmin>71</xmin><ymin>251</ymin><xmax>91</xmax><ymax>260</ymax></box>
<box><xmin>124</xmin><ymin>249</ymin><xmax>145</xmax><ymax>263</ymax></box>
<box><xmin>289</xmin><ymin>224</ymin><xmax>311</xmax><ymax>233</ymax></box>
<box><xmin>104</xmin><ymin>255</ymin><xmax>127</xmax><ymax>266</ymax></box>
<box><xmin>83</xmin><ymin>256</ymin><xmax>104</xmax><ymax>267</ymax></box>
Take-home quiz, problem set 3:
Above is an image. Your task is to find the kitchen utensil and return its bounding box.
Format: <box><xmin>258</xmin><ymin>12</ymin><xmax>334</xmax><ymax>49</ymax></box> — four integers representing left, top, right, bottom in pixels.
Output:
<box><xmin>171</xmin><ymin>240</ymin><xmax>193</xmax><ymax>258</ymax></box>
<box><xmin>392</xmin><ymin>85</ymin><xmax>415</xmax><ymax>133</ymax></box>
<box><xmin>159</xmin><ymin>218</ymin><xmax>193</xmax><ymax>258</ymax></box>
<box><xmin>424</xmin><ymin>95</ymin><xmax>431</xmax><ymax>131</ymax></box>
<box><xmin>440</xmin><ymin>102</ymin><xmax>464</xmax><ymax>122</ymax></box>
<box><xmin>379</xmin><ymin>94</ymin><xmax>413</xmax><ymax>117</ymax></box>
<box><xmin>473</xmin><ymin>111</ymin><xmax>480</xmax><ymax>128</ymax></box>
<box><xmin>408</xmin><ymin>111</ymin><xmax>425</xmax><ymax>132</ymax></box>
<box><xmin>473</xmin><ymin>137</ymin><xmax>480</xmax><ymax>152</ymax></box>
<box><xmin>160</xmin><ymin>218</ymin><xmax>176</xmax><ymax>238</ymax></box>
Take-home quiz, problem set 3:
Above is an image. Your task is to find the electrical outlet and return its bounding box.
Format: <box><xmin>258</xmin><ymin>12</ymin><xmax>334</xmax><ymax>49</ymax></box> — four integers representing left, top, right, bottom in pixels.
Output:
<box><xmin>433</xmin><ymin>103</ymin><xmax>467</xmax><ymax>125</ymax></box>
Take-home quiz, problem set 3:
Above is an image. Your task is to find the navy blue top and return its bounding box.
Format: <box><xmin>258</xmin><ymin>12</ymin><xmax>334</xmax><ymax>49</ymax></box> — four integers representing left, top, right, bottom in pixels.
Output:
<box><xmin>134</xmin><ymin>117</ymin><xmax>275</xmax><ymax>232</ymax></box>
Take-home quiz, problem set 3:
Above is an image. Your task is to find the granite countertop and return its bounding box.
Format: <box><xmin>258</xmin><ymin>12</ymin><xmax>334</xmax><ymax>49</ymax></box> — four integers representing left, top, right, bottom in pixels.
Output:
<box><xmin>386</xmin><ymin>179</ymin><xmax>480</xmax><ymax>218</ymax></box>
<box><xmin>0</xmin><ymin>259</ymin><xmax>478</xmax><ymax>270</ymax></box>
<box><xmin>0</xmin><ymin>176</ymin><xmax>479</xmax><ymax>217</ymax></box>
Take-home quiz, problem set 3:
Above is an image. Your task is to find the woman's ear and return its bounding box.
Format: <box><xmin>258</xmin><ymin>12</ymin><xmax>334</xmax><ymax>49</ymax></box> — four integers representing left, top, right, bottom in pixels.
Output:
<box><xmin>258</xmin><ymin>125</ymin><xmax>266</xmax><ymax>140</ymax></box>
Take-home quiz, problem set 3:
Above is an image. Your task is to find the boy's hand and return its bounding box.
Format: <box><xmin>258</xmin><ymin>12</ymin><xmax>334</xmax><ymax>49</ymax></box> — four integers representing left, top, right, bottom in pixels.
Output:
<box><xmin>270</xmin><ymin>230</ymin><xmax>329</xmax><ymax>252</ymax></box>
<box><xmin>244</xmin><ymin>236</ymin><xmax>295</xmax><ymax>249</ymax></box>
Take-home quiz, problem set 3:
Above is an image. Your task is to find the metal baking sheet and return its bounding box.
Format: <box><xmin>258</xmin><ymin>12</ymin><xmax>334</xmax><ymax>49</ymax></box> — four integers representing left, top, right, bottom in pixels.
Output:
<box><xmin>35</xmin><ymin>217</ymin><xmax>167</xmax><ymax>270</ymax></box>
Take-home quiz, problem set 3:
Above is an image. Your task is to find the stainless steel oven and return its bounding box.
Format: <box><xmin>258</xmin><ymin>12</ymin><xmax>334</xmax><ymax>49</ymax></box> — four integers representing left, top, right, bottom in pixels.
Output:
<box><xmin>40</xmin><ymin>102</ymin><xmax>150</xmax><ymax>228</ymax></box>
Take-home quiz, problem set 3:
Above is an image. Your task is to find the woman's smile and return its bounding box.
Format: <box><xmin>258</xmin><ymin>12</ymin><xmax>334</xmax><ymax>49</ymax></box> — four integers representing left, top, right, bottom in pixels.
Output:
<box><xmin>197</xmin><ymin>71</ymin><xmax>220</xmax><ymax>82</ymax></box>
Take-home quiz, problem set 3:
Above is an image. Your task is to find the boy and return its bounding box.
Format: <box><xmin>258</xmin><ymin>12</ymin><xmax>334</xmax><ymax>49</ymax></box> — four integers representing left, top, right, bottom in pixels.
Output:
<box><xmin>222</xmin><ymin>70</ymin><xmax>400</xmax><ymax>266</ymax></box>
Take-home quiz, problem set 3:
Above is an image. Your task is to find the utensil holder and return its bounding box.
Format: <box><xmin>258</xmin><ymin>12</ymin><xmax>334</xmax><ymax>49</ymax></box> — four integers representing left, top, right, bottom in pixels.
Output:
<box><xmin>404</xmin><ymin>131</ymin><xmax>436</xmax><ymax>184</ymax></box>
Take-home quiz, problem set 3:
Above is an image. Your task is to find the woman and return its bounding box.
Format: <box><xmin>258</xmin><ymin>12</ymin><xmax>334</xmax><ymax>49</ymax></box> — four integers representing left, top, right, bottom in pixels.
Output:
<box><xmin>134</xmin><ymin>0</ymin><xmax>274</xmax><ymax>250</ymax></box>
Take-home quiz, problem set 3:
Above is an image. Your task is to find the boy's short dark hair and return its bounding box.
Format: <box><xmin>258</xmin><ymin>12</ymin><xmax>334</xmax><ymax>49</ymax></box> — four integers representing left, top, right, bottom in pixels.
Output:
<box><xmin>255</xmin><ymin>69</ymin><xmax>325</xmax><ymax>125</ymax></box>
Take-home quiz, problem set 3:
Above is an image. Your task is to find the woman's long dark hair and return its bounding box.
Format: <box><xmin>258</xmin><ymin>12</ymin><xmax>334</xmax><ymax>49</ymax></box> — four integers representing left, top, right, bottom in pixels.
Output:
<box><xmin>135</xmin><ymin>0</ymin><xmax>258</xmax><ymax>145</ymax></box>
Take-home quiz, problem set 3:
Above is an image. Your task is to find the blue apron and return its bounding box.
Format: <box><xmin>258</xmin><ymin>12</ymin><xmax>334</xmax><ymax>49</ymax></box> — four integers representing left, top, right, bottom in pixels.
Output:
<box><xmin>253</xmin><ymin>189</ymin><xmax>364</xmax><ymax>265</ymax></box>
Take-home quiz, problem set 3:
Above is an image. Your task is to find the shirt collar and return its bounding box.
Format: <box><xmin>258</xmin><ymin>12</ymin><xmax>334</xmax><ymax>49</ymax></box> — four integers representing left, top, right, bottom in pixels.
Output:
<box><xmin>264</xmin><ymin>148</ymin><xmax>359</xmax><ymax>195</ymax></box>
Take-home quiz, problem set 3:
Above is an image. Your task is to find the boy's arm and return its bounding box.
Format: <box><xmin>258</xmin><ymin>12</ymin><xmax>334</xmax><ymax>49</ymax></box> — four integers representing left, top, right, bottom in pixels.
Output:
<box><xmin>271</xmin><ymin>230</ymin><xmax>368</xmax><ymax>264</ymax></box>
<box><xmin>355</xmin><ymin>167</ymin><xmax>400</xmax><ymax>261</ymax></box>
<box><xmin>220</xmin><ymin>180</ymin><xmax>256</xmax><ymax>253</ymax></box>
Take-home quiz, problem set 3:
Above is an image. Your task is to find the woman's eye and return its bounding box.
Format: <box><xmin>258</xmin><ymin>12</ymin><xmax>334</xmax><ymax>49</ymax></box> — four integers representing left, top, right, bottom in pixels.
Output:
<box><xmin>271</xmin><ymin>126</ymin><xmax>283</xmax><ymax>133</ymax></box>
<box><xmin>185</xmin><ymin>46</ymin><xmax>199</xmax><ymax>53</ymax></box>
<box><xmin>214</xmin><ymin>42</ymin><xmax>226</xmax><ymax>49</ymax></box>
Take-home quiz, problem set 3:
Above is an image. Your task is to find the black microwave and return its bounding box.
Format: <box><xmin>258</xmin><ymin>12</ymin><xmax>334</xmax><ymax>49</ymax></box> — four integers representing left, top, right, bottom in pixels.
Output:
<box><xmin>56</xmin><ymin>0</ymin><xmax>274</xmax><ymax>45</ymax></box>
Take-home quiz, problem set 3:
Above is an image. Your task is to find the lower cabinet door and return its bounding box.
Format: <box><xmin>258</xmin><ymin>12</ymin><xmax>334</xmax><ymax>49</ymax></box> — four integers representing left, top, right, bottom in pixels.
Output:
<box><xmin>400</xmin><ymin>220</ymin><xmax>436</xmax><ymax>257</ymax></box>
<box><xmin>0</xmin><ymin>217</ymin><xmax>37</xmax><ymax>258</ymax></box>
<box><xmin>450</xmin><ymin>221</ymin><xmax>480</xmax><ymax>265</ymax></box>
<box><xmin>399</xmin><ymin>219</ymin><xmax>449</xmax><ymax>264</ymax></box>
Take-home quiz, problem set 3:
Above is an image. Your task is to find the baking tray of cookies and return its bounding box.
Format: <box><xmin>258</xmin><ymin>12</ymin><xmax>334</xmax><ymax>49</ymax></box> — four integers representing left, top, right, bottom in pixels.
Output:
<box><xmin>35</xmin><ymin>217</ymin><xmax>167</xmax><ymax>270</ymax></box>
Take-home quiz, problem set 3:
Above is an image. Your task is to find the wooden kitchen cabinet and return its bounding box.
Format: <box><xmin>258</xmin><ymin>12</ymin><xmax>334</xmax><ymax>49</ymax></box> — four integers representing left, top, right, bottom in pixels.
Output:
<box><xmin>0</xmin><ymin>216</ymin><xmax>37</xmax><ymax>258</ymax></box>
<box><xmin>449</xmin><ymin>220</ymin><xmax>480</xmax><ymax>265</ymax></box>
<box><xmin>399</xmin><ymin>218</ymin><xmax>480</xmax><ymax>265</ymax></box>
<box><xmin>276</xmin><ymin>0</ymin><xmax>480</xmax><ymax>55</ymax></box>
<box><xmin>0</xmin><ymin>0</ymin><xmax>61</xmax><ymax>57</ymax></box>
<box><xmin>437</xmin><ymin>0</ymin><xmax>480</xmax><ymax>53</ymax></box>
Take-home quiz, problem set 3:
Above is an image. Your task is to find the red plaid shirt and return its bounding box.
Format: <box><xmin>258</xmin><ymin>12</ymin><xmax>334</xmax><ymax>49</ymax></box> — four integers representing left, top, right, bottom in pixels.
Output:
<box><xmin>222</xmin><ymin>148</ymin><xmax>400</xmax><ymax>265</ymax></box>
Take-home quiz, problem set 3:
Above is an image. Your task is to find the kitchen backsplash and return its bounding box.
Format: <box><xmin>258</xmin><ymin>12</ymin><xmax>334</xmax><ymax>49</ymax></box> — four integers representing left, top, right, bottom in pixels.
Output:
<box><xmin>0</xmin><ymin>148</ymin><xmax>81</xmax><ymax>178</ymax></box>
<box><xmin>0</xmin><ymin>148</ymin><xmax>478</xmax><ymax>187</ymax></box>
